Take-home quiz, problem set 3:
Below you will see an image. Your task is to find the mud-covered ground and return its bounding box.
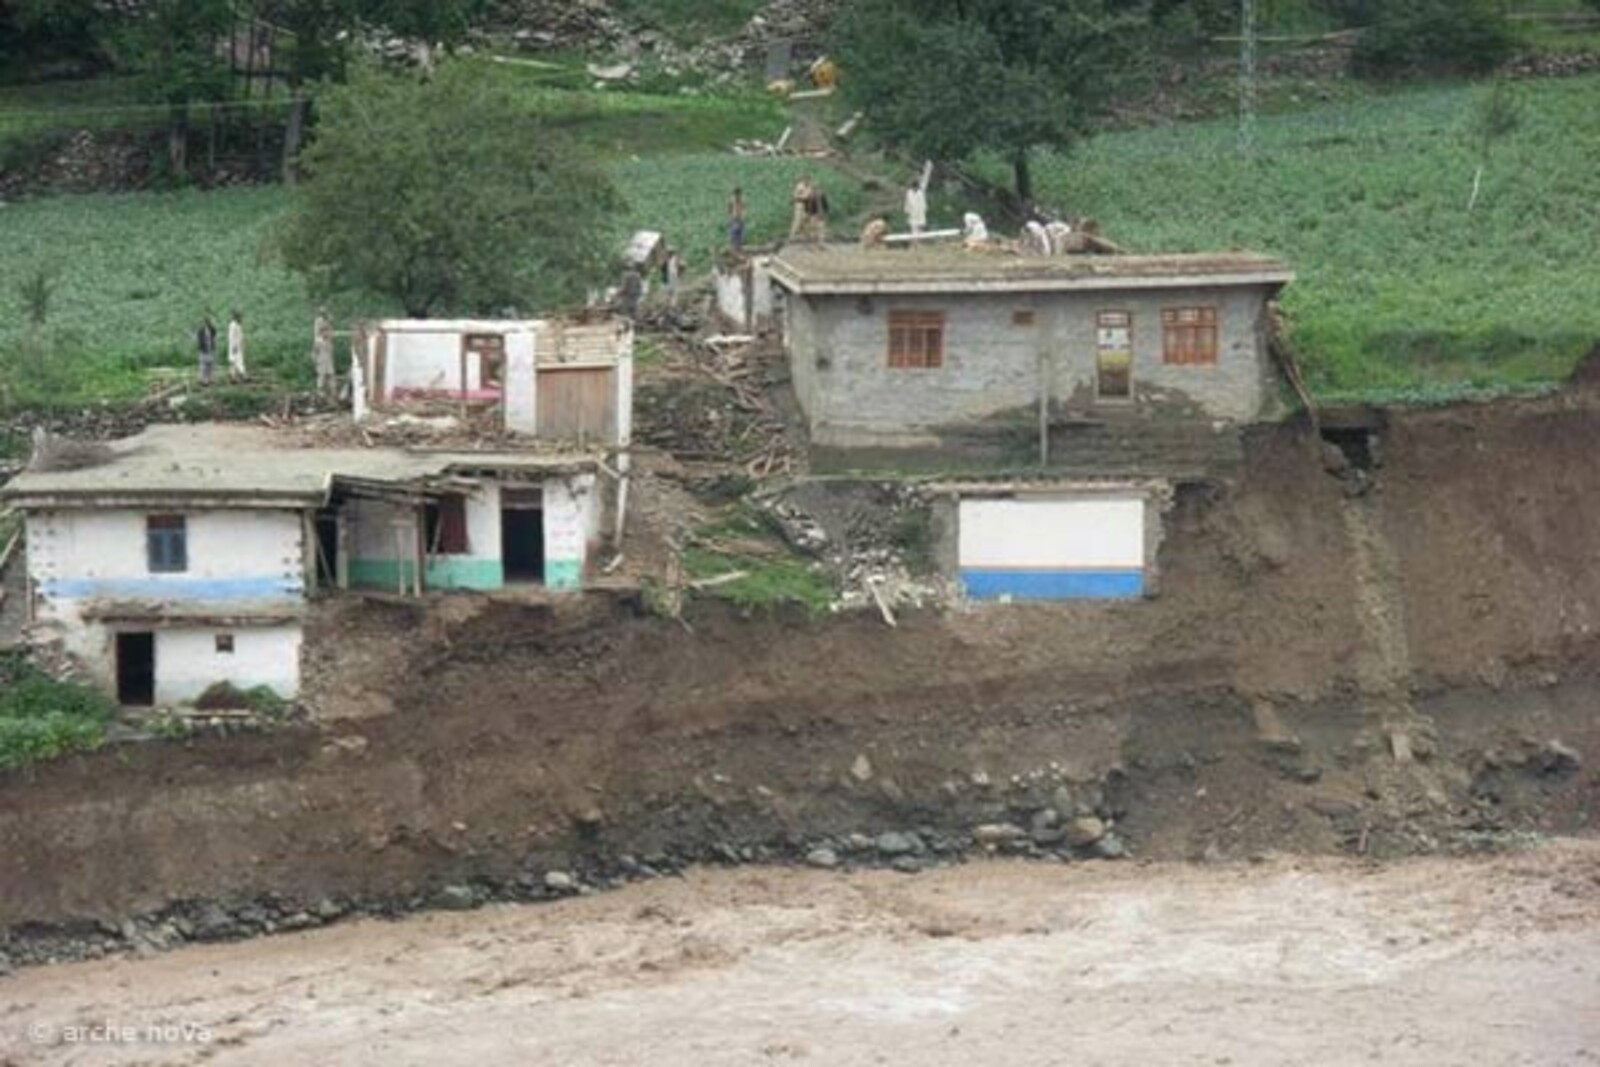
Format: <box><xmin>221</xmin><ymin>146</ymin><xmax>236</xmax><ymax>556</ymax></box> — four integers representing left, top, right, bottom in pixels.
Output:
<box><xmin>3</xmin><ymin>842</ymin><xmax>1598</xmax><ymax>1066</ymax></box>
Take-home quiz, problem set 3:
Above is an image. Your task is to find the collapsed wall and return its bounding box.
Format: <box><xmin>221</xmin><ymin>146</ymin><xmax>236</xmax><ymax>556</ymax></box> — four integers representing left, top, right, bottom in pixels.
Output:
<box><xmin>1</xmin><ymin>393</ymin><xmax>1599</xmax><ymax>934</ymax></box>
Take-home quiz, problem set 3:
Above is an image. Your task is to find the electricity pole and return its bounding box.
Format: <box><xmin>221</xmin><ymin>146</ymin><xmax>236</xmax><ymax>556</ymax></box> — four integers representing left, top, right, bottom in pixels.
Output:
<box><xmin>1239</xmin><ymin>0</ymin><xmax>1258</xmax><ymax>155</ymax></box>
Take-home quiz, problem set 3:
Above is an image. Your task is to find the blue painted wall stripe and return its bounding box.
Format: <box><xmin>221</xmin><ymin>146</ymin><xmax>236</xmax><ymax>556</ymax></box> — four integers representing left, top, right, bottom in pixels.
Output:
<box><xmin>42</xmin><ymin>576</ymin><xmax>302</xmax><ymax>601</ymax></box>
<box><xmin>960</xmin><ymin>568</ymin><xmax>1144</xmax><ymax>600</ymax></box>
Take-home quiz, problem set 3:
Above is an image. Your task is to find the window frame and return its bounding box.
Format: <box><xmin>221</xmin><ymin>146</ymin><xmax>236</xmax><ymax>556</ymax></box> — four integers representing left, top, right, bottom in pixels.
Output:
<box><xmin>146</xmin><ymin>514</ymin><xmax>188</xmax><ymax>574</ymax></box>
<box><xmin>886</xmin><ymin>310</ymin><xmax>946</xmax><ymax>369</ymax></box>
<box><xmin>1161</xmin><ymin>306</ymin><xmax>1220</xmax><ymax>366</ymax></box>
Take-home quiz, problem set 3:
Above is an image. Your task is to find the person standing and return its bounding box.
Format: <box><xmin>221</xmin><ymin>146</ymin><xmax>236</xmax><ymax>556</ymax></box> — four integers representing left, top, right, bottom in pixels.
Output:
<box><xmin>904</xmin><ymin>177</ymin><xmax>928</xmax><ymax>236</ymax></box>
<box><xmin>227</xmin><ymin>309</ymin><xmax>247</xmax><ymax>381</ymax></box>
<box><xmin>728</xmin><ymin>187</ymin><xmax>746</xmax><ymax>254</ymax></box>
<box><xmin>312</xmin><ymin>307</ymin><xmax>335</xmax><ymax>399</ymax></box>
<box><xmin>662</xmin><ymin>248</ymin><xmax>684</xmax><ymax>309</ymax></box>
<box><xmin>618</xmin><ymin>266</ymin><xmax>644</xmax><ymax>320</ymax></box>
<box><xmin>196</xmin><ymin>313</ymin><xmax>217</xmax><ymax>386</ymax></box>
<box><xmin>789</xmin><ymin>176</ymin><xmax>813</xmax><ymax>240</ymax></box>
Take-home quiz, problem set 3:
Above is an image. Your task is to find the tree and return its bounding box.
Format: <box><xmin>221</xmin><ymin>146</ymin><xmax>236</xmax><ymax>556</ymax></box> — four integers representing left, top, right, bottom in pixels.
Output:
<box><xmin>104</xmin><ymin>0</ymin><xmax>235</xmax><ymax>178</ymax></box>
<box><xmin>1351</xmin><ymin>0</ymin><xmax>1514</xmax><ymax>79</ymax></box>
<box><xmin>264</xmin><ymin>0</ymin><xmax>364</xmax><ymax>182</ymax></box>
<box><xmin>832</xmin><ymin>0</ymin><xmax>1146</xmax><ymax>203</ymax></box>
<box><xmin>278</xmin><ymin>63</ymin><xmax>624</xmax><ymax>318</ymax></box>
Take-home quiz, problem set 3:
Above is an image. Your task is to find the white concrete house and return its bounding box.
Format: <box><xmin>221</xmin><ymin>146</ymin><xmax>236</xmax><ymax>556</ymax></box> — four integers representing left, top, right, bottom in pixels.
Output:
<box><xmin>3</xmin><ymin>425</ymin><xmax>616</xmax><ymax>706</ymax></box>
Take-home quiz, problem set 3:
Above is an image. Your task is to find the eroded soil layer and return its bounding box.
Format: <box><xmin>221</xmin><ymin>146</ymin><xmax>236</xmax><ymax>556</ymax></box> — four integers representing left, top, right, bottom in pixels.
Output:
<box><xmin>2</xmin><ymin>395</ymin><xmax>1600</xmax><ymax>939</ymax></box>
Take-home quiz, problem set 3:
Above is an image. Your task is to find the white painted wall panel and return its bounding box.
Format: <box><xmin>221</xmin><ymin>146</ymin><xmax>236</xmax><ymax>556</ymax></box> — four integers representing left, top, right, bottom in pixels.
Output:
<box><xmin>383</xmin><ymin>330</ymin><xmax>474</xmax><ymax>393</ymax></box>
<box><xmin>958</xmin><ymin>497</ymin><xmax>1145</xmax><ymax>569</ymax></box>
<box><xmin>28</xmin><ymin>510</ymin><xmax>303</xmax><ymax>583</ymax></box>
<box><xmin>155</xmin><ymin>625</ymin><xmax>302</xmax><ymax>703</ymax></box>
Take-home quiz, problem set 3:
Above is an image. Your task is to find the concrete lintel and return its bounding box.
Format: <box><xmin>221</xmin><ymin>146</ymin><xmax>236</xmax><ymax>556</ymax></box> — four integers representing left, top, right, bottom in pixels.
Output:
<box><xmin>4</xmin><ymin>492</ymin><xmax>323</xmax><ymax>511</ymax></box>
<box><xmin>772</xmin><ymin>272</ymin><xmax>1293</xmax><ymax>297</ymax></box>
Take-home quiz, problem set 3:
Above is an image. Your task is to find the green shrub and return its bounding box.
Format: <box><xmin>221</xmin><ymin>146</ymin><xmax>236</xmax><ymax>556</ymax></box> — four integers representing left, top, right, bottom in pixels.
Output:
<box><xmin>0</xmin><ymin>653</ymin><xmax>114</xmax><ymax>771</ymax></box>
<box><xmin>683</xmin><ymin>547</ymin><xmax>835</xmax><ymax>614</ymax></box>
<box><xmin>889</xmin><ymin>510</ymin><xmax>934</xmax><ymax>572</ymax></box>
<box><xmin>1352</xmin><ymin>0</ymin><xmax>1515</xmax><ymax>79</ymax></box>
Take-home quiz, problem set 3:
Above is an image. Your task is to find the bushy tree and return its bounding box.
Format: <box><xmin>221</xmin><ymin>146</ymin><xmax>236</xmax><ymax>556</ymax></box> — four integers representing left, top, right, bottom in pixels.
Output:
<box><xmin>278</xmin><ymin>63</ymin><xmax>624</xmax><ymax>318</ymax></box>
<box><xmin>1351</xmin><ymin>0</ymin><xmax>1514</xmax><ymax>79</ymax></box>
<box><xmin>832</xmin><ymin>0</ymin><xmax>1145</xmax><ymax>203</ymax></box>
<box><xmin>103</xmin><ymin>0</ymin><xmax>235</xmax><ymax>178</ymax></box>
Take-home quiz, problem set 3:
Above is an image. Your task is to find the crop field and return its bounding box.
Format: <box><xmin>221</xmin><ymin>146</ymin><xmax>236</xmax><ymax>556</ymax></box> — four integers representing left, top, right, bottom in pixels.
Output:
<box><xmin>0</xmin><ymin>151</ymin><xmax>859</xmax><ymax>405</ymax></box>
<box><xmin>1027</xmin><ymin>74</ymin><xmax>1600</xmax><ymax>400</ymax></box>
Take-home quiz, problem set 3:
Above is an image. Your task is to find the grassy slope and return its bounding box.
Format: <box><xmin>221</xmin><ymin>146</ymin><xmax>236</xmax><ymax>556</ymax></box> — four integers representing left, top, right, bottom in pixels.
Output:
<box><xmin>1032</xmin><ymin>75</ymin><xmax>1600</xmax><ymax>399</ymax></box>
<box><xmin>0</xmin><ymin>65</ymin><xmax>863</xmax><ymax>404</ymax></box>
<box><xmin>0</xmin><ymin>154</ymin><xmax>856</xmax><ymax>403</ymax></box>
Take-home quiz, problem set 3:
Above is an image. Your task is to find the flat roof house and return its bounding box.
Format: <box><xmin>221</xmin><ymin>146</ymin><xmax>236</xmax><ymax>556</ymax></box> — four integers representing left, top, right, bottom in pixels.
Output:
<box><xmin>769</xmin><ymin>244</ymin><xmax>1294</xmax><ymax>602</ymax></box>
<box><xmin>3</xmin><ymin>425</ymin><xmax>616</xmax><ymax>706</ymax></box>
<box><xmin>769</xmin><ymin>247</ymin><xmax>1294</xmax><ymax>470</ymax></box>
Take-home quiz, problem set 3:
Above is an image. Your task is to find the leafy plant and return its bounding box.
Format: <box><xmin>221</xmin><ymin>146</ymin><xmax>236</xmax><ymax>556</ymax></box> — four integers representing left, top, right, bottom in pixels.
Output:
<box><xmin>16</xmin><ymin>263</ymin><xmax>58</xmax><ymax>325</ymax></box>
<box><xmin>0</xmin><ymin>652</ymin><xmax>114</xmax><ymax>771</ymax></box>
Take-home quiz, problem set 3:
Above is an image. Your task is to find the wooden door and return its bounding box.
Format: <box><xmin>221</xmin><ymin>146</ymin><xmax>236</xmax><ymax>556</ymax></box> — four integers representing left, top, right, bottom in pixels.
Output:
<box><xmin>537</xmin><ymin>366</ymin><xmax>615</xmax><ymax>442</ymax></box>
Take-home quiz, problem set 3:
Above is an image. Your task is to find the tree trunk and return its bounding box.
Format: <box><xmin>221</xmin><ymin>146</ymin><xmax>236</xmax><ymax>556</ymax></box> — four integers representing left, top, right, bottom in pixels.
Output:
<box><xmin>1012</xmin><ymin>148</ymin><xmax>1033</xmax><ymax>207</ymax></box>
<box><xmin>167</xmin><ymin>100</ymin><xmax>189</xmax><ymax>179</ymax></box>
<box><xmin>283</xmin><ymin>94</ymin><xmax>308</xmax><ymax>185</ymax></box>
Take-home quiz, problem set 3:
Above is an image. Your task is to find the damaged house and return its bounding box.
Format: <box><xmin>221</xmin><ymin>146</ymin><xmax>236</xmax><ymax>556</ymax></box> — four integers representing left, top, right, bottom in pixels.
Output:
<box><xmin>767</xmin><ymin>245</ymin><xmax>1295</xmax><ymax>602</ymax></box>
<box><xmin>3</xmin><ymin>426</ymin><xmax>615</xmax><ymax>705</ymax></box>
<box><xmin>353</xmin><ymin>316</ymin><xmax>633</xmax><ymax>444</ymax></box>
<box><xmin>2</xmin><ymin>316</ymin><xmax>635</xmax><ymax>706</ymax></box>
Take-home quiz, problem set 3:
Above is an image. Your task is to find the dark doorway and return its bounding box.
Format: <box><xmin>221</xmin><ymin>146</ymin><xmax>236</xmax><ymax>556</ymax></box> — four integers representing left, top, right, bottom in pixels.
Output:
<box><xmin>315</xmin><ymin>508</ymin><xmax>340</xmax><ymax>590</ymax></box>
<box><xmin>501</xmin><ymin>508</ymin><xmax>544</xmax><ymax>583</ymax></box>
<box><xmin>117</xmin><ymin>632</ymin><xmax>155</xmax><ymax>706</ymax></box>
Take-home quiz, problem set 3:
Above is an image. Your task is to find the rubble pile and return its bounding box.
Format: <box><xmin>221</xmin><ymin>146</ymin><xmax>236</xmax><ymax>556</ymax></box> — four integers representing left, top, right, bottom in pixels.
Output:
<box><xmin>493</xmin><ymin>0</ymin><xmax>629</xmax><ymax>53</ymax></box>
<box><xmin>634</xmin><ymin>333</ymin><xmax>796</xmax><ymax>477</ymax></box>
<box><xmin>764</xmin><ymin>481</ymin><xmax>947</xmax><ymax>612</ymax></box>
<box><xmin>491</xmin><ymin>0</ymin><xmax>840</xmax><ymax>80</ymax></box>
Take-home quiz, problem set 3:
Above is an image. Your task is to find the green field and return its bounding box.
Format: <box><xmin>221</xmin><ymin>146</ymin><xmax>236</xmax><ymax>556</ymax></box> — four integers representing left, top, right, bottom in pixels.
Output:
<box><xmin>1026</xmin><ymin>74</ymin><xmax>1600</xmax><ymax>400</ymax></box>
<box><xmin>0</xmin><ymin>151</ymin><xmax>858</xmax><ymax>404</ymax></box>
<box><xmin>4</xmin><ymin>68</ymin><xmax>1597</xmax><ymax>407</ymax></box>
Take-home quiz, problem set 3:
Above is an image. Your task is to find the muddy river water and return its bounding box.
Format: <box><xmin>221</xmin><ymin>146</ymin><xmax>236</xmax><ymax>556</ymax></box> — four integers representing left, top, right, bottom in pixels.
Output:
<box><xmin>3</xmin><ymin>842</ymin><xmax>1598</xmax><ymax>1066</ymax></box>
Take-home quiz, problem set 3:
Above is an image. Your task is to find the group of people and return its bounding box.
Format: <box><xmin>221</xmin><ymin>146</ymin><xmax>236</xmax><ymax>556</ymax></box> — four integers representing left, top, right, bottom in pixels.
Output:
<box><xmin>194</xmin><ymin>310</ymin><xmax>247</xmax><ymax>386</ymax></box>
<box><xmin>194</xmin><ymin>306</ymin><xmax>339</xmax><ymax>399</ymax></box>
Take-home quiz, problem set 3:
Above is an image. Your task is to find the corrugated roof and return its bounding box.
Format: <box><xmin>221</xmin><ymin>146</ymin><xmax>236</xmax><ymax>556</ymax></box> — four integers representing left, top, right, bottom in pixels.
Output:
<box><xmin>2</xmin><ymin>424</ymin><xmax>592</xmax><ymax>506</ymax></box>
<box><xmin>769</xmin><ymin>245</ymin><xmax>1294</xmax><ymax>295</ymax></box>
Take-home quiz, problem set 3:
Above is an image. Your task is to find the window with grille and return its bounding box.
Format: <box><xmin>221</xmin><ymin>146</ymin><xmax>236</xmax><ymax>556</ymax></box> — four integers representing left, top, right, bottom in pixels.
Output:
<box><xmin>887</xmin><ymin>310</ymin><xmax>945</xmax><ymax>369</ymax></box>
<box><xmin>146</xmin><ymin>514</ymin><xmax>187</xmax><ymax>573</ymax></box>
<box><xmin>1162</xmin><ymin>306</ymin><xmax>1219</xmax><ymax>365</ymax></box>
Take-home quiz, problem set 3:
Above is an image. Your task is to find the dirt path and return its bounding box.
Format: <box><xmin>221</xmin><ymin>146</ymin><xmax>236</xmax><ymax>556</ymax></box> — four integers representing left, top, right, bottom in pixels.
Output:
<box><xmin>4</xmin><ymin>842</ymin><xmax>1598</xmax><ymax>1066</ymax></box>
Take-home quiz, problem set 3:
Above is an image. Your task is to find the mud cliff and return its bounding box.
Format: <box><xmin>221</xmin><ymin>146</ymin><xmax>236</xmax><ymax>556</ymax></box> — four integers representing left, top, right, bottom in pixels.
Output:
<box><xmin>2</xmin><ymin>393</ymin><xmax>1598</xmax><ymax>937</ymax></box>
